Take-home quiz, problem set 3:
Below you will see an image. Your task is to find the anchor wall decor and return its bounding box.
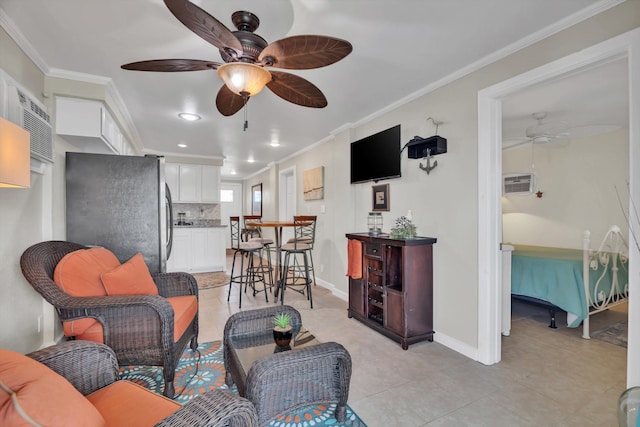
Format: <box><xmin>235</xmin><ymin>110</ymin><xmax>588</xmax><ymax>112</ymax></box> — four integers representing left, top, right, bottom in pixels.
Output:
<box><xmin>419</xmin><ymin>148</ymin><xmax>438</xmax><ymax>174</ymax></box>
<box><xmin>402</xmin><ymin>117</ymin><xmax>447</xmax><ymax>175</ymax></box>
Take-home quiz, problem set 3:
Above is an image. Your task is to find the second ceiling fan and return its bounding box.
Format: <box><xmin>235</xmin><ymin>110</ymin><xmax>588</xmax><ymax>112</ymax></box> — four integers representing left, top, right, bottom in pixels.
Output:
<box><xmin>122</xmin><ymin>0</ymin><xmax>353</xmax><ymax>121</ymax></box>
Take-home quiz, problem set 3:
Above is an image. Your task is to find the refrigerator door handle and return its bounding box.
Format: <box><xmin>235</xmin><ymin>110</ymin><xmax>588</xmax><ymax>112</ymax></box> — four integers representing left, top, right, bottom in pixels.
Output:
<box><xmin>166</xmin><ymin>183</ymin><xmax>173</xmax><ymax>259</ymax></box>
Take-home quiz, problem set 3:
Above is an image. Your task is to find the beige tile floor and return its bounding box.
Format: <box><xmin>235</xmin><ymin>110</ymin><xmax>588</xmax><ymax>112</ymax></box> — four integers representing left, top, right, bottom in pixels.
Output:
<box><xmin>197</xmin><ymin>259</ymin><xmax>627</xmax><ymax>426</ymax></box>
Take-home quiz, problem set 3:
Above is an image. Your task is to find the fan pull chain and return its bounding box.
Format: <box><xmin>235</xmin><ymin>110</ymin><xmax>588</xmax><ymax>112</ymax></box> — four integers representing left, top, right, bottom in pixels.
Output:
<box><xmin>241</xmin><ymin>91</ymin><xmax>249</xmax><ymax>131</ymax></box>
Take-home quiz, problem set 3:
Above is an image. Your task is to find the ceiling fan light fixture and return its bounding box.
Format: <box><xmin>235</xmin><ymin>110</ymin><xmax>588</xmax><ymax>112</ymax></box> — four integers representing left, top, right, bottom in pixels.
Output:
<box><xmin>217</xmin><ymin>62</ymin><xmax>271</xmax><ymax>97</ymax></box>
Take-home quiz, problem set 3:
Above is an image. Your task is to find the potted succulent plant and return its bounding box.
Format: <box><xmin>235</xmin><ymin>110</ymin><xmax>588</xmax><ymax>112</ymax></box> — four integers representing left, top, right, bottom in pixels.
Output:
<box><xmin>390</xmin><ymin>215</ymin><xmax>417</xmax><ymax>239</ymax></box>
<box><xmin>272</xmin><ymin>312</ymin><xmax>293</xmax><ymax>347</ymax></box>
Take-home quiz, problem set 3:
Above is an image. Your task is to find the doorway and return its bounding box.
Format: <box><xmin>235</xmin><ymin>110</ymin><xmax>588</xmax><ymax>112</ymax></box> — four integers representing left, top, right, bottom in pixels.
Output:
<box><xmin>279</xmin><ymin>166</ymin><xmax>296</xmax><ymax>242</ymax></box>
<box><xmin>220</xmin><ymin>182</ymin><xmax>242</xmax><ymax>248</ymax></box>
<box><xmin>477</xmin><ymin>28</ymin><xmax>640</xmax><ymax>386</ymax></box>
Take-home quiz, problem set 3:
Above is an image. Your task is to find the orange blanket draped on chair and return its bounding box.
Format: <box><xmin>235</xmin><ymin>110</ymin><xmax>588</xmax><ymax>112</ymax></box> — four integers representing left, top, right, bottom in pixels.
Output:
<box><xmin>346</xmin><ymin>239</ymin><xmax>362</xmax><ymax>279</ymax></box>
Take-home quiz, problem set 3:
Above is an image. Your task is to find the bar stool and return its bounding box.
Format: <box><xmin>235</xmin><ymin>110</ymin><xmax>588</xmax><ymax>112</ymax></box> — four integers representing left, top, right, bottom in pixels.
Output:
<box><xmin>286</xmin><ymin>215</ymin><xmax>317</xmax><ymax>286</ymax></box>
<box><xmin>278</xmin><ymin>216</ymin><xmax>314</xmax><ymax>308</ymax></box>
<box><xmin>241</xmin><ymin>215</ymin><xmax>262</xmax><ymax>242</ymax></box>
<box><xmin>247</xmin><ymin>219</ymin><xmax>276</xmax><ymax>296</ymax></box>
<box><xmin>227</xmin><ymin>216</ymin><xmax>267</xmax><ymax>308</ymax></box>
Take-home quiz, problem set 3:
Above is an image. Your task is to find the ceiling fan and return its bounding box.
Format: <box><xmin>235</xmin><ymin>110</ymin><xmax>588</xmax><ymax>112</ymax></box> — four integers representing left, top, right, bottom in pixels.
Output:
<box><xmin>503</xmin><ymin>112</ymin><xmax>571</xmax><ymax>149</ymax></box>
<box><xmin>121</xmin><ymin>0</ymin><xmax>352</xmax><ymax>123</ymax></box>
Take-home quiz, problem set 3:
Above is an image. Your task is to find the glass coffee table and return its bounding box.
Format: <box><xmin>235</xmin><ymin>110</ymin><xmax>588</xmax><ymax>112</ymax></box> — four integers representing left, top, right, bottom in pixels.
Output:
<box><xmin>230</xmin><ymin>325</ymin><xmax>319</xmax><ymax>368</ymax></box>
<box><xmin>223</xmin><ymin>306</ymin><xmax>352</xmax><ymax>426</ymax></box>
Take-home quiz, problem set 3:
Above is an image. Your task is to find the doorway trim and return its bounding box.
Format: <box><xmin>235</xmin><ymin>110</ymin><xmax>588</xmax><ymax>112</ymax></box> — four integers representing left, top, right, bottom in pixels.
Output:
<box><xmin>477</xmin><ymin>28</ymin><xmax>640</xmax><ymax>386</ymax></box>
<box><xmin>278</xmin><ymin>166</ymin><xmax>296</xmax><ymax>220</ymax></box>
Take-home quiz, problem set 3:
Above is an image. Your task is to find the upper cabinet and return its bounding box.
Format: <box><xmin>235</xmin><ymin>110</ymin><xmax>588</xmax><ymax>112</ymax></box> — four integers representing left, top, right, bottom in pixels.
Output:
<box><xmin>55</xmin><ymin>96</ymin><xmax>131</xmax><ymax>155</ymax></box>
<box><xmin>201</xmin><ymin>165</ymin><xmax>220</xmax><ymax>202</ymax></box>
<box><xmin>166</xmin><ymin>163</ymin><xmax>220</xmax><ymax>203</ymax></box>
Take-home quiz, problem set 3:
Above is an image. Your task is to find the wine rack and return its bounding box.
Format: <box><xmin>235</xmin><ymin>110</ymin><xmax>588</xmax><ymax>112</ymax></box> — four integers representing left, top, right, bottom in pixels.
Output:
<box><xmin>365</xmin><ymin>244</ymin><xmax>384</xmax><ymax>325</ymax></box>
<box><xmin>346</xmin><ymin>233</ymin><xmax>436</xmax><ymax>350</ymax></box>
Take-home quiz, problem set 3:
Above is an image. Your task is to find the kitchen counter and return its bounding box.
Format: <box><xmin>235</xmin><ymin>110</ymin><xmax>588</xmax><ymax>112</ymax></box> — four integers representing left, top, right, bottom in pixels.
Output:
<box><xmin>173</xmin><ymin>219</ymin><xmax>227</xmax><ymax>228</ymax></box>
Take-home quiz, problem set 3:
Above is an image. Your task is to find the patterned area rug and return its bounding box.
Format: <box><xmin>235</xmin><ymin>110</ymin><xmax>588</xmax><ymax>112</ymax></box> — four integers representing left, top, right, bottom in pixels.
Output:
<box><xmin>591</xmin><ymin>319</ymin><xmax>628</xmax><ymax>348</ymax></box>
<box><xmin>192</xmin><ymin>272</ymin><xmax>230</xmax><ymax>290</ymax></box>
<box><xmin>120</xmin><ymin>341</ymin><xmax>367</xmax><ymax>426</ymax></box>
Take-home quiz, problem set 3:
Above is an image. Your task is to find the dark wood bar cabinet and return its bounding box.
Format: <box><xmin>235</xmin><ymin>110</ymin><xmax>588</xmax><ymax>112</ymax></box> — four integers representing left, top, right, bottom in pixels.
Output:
<box><xmin>346</xmin><ymin>233</ymin><xmax>437</xmax><ymax>349</ymax></box>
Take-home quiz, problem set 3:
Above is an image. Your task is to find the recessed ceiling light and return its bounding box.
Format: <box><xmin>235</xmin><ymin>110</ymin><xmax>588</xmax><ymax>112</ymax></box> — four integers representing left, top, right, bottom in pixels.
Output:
<box><xmin>178</xmin><ymin>112</ymin><xmax>200</xmax><ymax>121</ymax></box>
<box><xmin>270</xmin><ymin>141</ymin><xmax>280</xmax><ymax>147</ymax></box>
<box><xmin>178</xmin><ymin>143</ymin><xmax>187</xmax><ymax>148</ymax></box>
<box><xmin>247</xmin><ymin>158</ymin><xmax>256</xmax><ymax>163</ymax></box>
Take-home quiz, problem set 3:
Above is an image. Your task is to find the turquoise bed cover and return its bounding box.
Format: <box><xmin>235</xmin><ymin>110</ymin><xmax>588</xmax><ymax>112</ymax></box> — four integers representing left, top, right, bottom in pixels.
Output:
<box><xmin>511</xmin><ymin>245</ymin><xmax>628</xmax><ymax>328</ymax></box>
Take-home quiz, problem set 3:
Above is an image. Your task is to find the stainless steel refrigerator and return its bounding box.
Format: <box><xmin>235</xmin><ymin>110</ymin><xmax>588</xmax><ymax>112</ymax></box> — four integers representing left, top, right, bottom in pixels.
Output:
<box><xmin>65</xmin><ymin>152</ymin><xmax>173</xmax><ymax>273</ymax></box>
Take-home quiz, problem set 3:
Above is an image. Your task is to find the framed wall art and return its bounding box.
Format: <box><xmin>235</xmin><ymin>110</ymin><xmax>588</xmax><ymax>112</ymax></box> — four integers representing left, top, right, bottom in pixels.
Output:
<box><xmin>372</xmin><ymin>184</ymin><xmax>390</xmax><ymax>211</ymax></box>
<box><xmin>303</xmin><ymin>166</ymin><xmax>324</xmax><ymax>200</ymax></box>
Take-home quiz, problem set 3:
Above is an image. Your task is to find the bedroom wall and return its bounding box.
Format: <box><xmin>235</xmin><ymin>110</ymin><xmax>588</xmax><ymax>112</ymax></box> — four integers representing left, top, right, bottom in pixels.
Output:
<box><xmin>502</xmin><ymin>129</ymin><xmax>629</xmax><ymax>248</ymax></box>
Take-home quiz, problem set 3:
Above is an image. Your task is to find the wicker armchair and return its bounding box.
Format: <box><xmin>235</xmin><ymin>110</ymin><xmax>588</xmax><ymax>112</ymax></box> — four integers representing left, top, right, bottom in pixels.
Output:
<box><xmin>223</xmin><ymin>306</ymin><xmax>352</xmax><ymax>426</ymax></box>
<box><xmin>26</xmin><ymin>340</ymin><xmax>257</xmax><ymax>426</ymax></box>
<box><xmin>20</xmin><ymin>240</ymin><xmax>199</xmax><ymax>397</ymax></box>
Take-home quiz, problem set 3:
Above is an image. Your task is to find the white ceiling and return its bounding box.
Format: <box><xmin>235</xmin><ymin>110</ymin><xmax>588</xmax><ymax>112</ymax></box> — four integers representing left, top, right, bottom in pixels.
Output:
<box><xmin>502</xmin><ymin>57</ymin><xmax>628</xmax><ymax>147</ymax></box>
<box><xmin>0</xmin><ymin>0</ymin><xmax>625</xmax><ymax>178</ymax></box>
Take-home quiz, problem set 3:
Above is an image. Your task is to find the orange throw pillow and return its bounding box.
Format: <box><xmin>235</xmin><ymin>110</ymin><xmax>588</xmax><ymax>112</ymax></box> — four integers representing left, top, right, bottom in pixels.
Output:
<box><xmin>0</xmin><ymin>349</ymin><xmax>105</xmax><ymax>427</ymax></box>
<box><xmin>53</xmin><ymin>247</ymin><xmax>121</xmax><ymax>297</ymax></box>
<box><xmin>100</xmin><ymin>252</ymin><xmax>158</xmax><ymax>296</ymax></box>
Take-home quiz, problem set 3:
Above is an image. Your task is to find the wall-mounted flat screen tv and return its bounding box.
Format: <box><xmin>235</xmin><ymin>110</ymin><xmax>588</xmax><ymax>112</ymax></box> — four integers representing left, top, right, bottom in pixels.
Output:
<box><xmin>350</xmin><ymin>124</ymin><xmax>401</xmax><ymax>184</ymax></box>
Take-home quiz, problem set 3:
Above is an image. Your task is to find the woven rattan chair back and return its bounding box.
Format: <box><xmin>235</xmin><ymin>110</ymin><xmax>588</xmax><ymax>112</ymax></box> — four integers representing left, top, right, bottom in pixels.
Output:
<box><xmin>20</xmin><ymin>240</ymin><xmax>199</xmax><ymax>398</ymax></box>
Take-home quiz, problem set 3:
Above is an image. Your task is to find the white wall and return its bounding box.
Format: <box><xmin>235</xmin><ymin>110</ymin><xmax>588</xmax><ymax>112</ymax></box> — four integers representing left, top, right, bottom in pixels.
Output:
<box><xmin>503</xmin><ymin>129</ymin><xmax>629</xmax><ymax>248</ymax></box>
<box><xmin>0</xmin><ymin>26</ymin><xmax>52</xmax><ymax>353</ymax></box>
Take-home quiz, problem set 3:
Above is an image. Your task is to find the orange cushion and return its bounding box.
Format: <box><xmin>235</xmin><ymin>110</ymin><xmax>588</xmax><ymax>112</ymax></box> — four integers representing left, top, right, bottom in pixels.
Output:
<box><xmin>0</xmin><ymin>349</ymin><xmax>105</xmax><ymax>427</ymax></box>
<box><xmin>54</xmin><ymin>247</ymin><xmax>121</xmax><ymax>297</ymax></box>
<box><xmin>167</xmin><ymin>295</ymin><xmax>198</xmax><ymax>342</ymax></box>
<box><xmin>63</xmin><ymin>318</ymin><xmax>105</xmax><ymax>344</ymax></box>
<box><xmin>100</xmin><ymin>253</ymin><xmax>158</xmax><ymax>296</ymax></box>
<box><xmin>87</xmin><ymin>380</ymin><xmax>179</xmax><ymax>427</ymax></box>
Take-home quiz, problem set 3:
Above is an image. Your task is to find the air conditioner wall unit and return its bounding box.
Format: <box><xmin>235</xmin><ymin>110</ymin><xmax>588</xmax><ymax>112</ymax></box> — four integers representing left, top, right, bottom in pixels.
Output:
<box><xmin>6</xmin><ymin>85</ymin><xmax>53</xmax><ymax>174</ymax></box>
<box><xmin>503</xmin><ymin>173</ymin><xmax>535</xmax><ymax>196</ymax></box>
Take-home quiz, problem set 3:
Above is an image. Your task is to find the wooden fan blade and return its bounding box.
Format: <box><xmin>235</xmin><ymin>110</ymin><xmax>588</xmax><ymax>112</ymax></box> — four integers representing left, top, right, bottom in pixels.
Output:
<box><xmin>121</xmin><ymin>59</ymin><xmax>221</xmax><ymax>72</ymax></box>
<box><xmin>267</xmin><ymin>71</ymin><xmax>327</xmax><ymax>108</ymax></box>
<box><xmin>164</xmin><ymin>0</ymin><xmax>242</xmax><ymax>57</ymax></box>
<box><xmin>259</xmin><ymin>35</ymin><xmax>352</xmax><ymax>70</ymax></box>
<box><xmin>216</xmin><ymin>85</ymin><xmax>245</xmax><ymax>116</ymax></box>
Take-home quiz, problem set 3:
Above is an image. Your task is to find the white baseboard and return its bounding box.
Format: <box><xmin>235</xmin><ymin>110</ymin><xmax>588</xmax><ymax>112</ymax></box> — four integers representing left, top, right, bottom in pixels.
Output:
<box><xmin>432</xmin><ymin>330</ymin><xmax>479</xmax><ymax>362</ymax></box>
<box><xmin>314</xmin><ymin>277</ymin><xmax>348</xmax><ymax>301</ymax></box>
<box><xmin>311</xmin><ymin>277</ymin><xmax>482</xmax><ymax>362</ymax></box>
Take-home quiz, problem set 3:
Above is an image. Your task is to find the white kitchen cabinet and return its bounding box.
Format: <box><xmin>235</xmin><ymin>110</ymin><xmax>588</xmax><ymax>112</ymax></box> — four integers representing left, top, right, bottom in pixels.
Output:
<box><xmin>191</xmin><ymin>229</ymin><xmax>208</xmax><ymax>269</ymax></box>
<box><xmin>167</xmin><ymin>227</ymin><xmax>226</xmax><ymax>273</ymax></box>
<box><xmin>201</xmin><ymin>165</ymin><xmax>220</xmax><ymax>203</ymax></box>
<box><xmin>165</xmin><ymin>163</ymin><xmax>220</xmax><ymax>203</ymax></box>
<box><xmin>55</xmin><ymin>96</ymin><xmax>122</xmax><ymax>155</ymax></box>
<box><xmin>167</xmin><ymin>229</ymin><xmax>191</xmax><ymax>271</ymax></box>
<box><xmin>178</xmin><ymin>164</ymin><xmax>201</xmax><ymax>202</ymax></box>
<box><xmin>207</xmin><ymin>228</ymin><xmax>225</xmax><ymax>270</ymax></box>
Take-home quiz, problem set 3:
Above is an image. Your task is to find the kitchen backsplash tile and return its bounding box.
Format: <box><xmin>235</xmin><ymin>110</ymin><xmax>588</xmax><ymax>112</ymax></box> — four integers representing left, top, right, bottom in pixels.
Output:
<box><xmin>173</xmin><ymin>203</ymin><xmax>219</xmax><ymax>221</ymax></box>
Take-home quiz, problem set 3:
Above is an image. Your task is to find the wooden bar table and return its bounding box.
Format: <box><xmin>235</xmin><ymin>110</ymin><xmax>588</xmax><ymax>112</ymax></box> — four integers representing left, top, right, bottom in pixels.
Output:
<box><xmin>246</xmin><ymin>220</ymin><xmax>311</xmax><ymax>298</ymax></box>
